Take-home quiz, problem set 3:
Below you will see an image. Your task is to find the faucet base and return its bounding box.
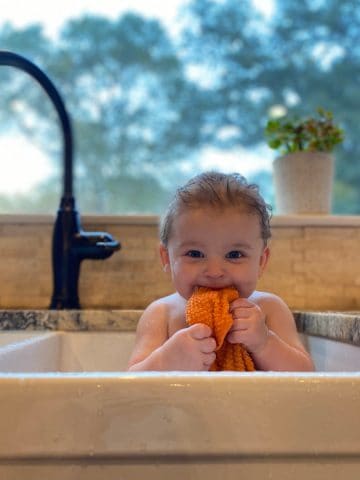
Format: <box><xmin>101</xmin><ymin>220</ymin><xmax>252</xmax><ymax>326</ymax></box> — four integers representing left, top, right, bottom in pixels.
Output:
<box><xmin>49</xmin><ymin>296</ymin><xmax>81</xmax><ymax>310</ymax></box>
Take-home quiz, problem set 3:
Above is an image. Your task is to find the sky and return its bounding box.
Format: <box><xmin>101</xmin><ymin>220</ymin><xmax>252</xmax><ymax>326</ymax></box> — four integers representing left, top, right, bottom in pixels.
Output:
<box><xmin>0</xmin><ymin>0</ymin><xmax>273</xmax><ymax>194</ymax></box>
<box><xmin>0</xmin><ymin>0</ymin><xmax>184</xmax><ymax>39</ymax></box>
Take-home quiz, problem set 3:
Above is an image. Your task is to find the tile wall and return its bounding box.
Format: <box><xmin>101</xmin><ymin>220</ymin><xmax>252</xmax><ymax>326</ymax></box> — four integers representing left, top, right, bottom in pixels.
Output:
<box><xmin>1</xmin><ymin>215</ymin><xmax>360</xmax><ymax>311</ymax></box>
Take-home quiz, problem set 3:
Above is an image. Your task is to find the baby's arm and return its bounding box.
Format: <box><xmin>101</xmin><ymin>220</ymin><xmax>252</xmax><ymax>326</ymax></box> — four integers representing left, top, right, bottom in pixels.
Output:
<box><xmin>228</xmin><ymin>293</ymin><xmax>314</xmax><ymax>371</ymax></box>
<box><xmin>127</xmin><ymin>300</ymin><xmax>216</xmax><ymax>371</ymax></box>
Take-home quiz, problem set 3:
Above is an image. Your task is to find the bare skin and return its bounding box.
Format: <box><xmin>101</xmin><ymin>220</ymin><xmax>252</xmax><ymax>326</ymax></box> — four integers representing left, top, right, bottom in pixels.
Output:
<box><xmin>128</xmin><ymin>207</ymin><xmax>314</xmax><ymax>372</ymax></box>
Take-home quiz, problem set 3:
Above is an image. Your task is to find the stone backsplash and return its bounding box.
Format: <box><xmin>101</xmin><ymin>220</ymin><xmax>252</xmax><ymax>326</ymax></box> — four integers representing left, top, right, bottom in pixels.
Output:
<box><xmin>1</xmin><ymin>215</ymin><xmax>360</xmax><ymax>311</ymax></box>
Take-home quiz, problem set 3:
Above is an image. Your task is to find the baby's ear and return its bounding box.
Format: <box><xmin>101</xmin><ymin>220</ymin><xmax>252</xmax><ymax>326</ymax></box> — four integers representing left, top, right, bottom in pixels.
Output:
<box><xmin>258</xmin><ymin>246</ymin><xmax>270</xmax><ymax>277</ymax></box>
<box><xmin>159</xmin><ymin>243</ymin><xmax>170</xmax><ymax>272</ymax></box>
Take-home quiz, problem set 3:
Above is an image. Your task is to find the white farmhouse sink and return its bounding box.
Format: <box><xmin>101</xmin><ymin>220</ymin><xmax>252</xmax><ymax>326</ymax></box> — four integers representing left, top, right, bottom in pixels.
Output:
<box><xmin>0</xmin><ymin>322</ymin><xmax>358</xmax><ymax>479</ymax></box>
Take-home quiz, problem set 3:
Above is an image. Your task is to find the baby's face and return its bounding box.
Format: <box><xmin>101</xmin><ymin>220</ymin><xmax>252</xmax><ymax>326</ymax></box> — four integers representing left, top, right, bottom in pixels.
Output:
<box><xmin>160</xmin><ymin>207</ymin><xmax>269</xmax><ymax>300</ymax></box>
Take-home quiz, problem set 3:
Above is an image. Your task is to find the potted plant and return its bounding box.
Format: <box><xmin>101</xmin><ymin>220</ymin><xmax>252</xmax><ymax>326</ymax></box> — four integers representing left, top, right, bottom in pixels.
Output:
<box><xmin>265</xmin><ymin>107</ymin><xmax>344</xmax><ymax>214</ymax></box>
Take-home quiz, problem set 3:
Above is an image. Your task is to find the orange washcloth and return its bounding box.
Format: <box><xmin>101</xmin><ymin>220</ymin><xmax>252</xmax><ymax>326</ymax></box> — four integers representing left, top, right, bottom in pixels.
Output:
<box><xmin>186</xmin><ymin>287</ymin><xmax>256</xmax><ymax>371</ymax></box>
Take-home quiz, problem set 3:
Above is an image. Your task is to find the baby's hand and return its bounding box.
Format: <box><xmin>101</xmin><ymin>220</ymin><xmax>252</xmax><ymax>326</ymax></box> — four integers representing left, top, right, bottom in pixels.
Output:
<box><xmin>162</xmin><ymin>324</ymin><xmax>216</xmax><ymax>371</ymax></box>
<box><xmin>227</xmin><ymin>298</ymin><xmax>269</xmax><ymax>354</ymax></box>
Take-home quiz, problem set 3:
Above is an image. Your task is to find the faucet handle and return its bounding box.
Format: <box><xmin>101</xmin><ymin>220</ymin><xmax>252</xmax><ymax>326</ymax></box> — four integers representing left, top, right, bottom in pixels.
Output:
<box><xmin>96</xmin><ymin>239</ymin><xmax>121</xmax><ymax>251</ymax></box>
<box><xmin>73</xmin><ymin>230</ymin><xmax>121</xmax><ymax>260</ymax></box>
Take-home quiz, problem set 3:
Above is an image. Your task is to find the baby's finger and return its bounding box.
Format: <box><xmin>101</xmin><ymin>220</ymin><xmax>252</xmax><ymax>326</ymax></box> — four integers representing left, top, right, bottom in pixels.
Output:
<box><xmin>231</xmin><ymin>307</ymin><xmax>253</xmax><ymax>320</ymax></box>
<box><xmin>200</xmin><ymin>336</ymin><xmax>217</xmax><ymax>353</ymax></box>
<box><xmin>230</xmin><ymin>298</ymin><xmax>254</xmax><ymax>311</ymax></box>
<box><xmin>231</xmin><ymin>317</ymin><xmax>250</xmax><ymax>331</ymax></box>
<box><xmin>203</xmin><ymin>352</ymin><xmax>216</xmax><ymax>368</ymax></box>
<box><xmin>188</xmin><ymin>323</ymin><xmax>212</xmax><ymax>339</ymax></box>
<box><xmin>227</xmin><ymin>330</ymin><xmax>246</xmax><ymax>344</ymax></box>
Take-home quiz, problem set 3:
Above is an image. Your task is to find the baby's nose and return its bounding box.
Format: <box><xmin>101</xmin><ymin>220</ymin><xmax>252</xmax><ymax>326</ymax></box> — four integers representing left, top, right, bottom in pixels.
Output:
<box><xmin>204</xmin><ymin>258</ymin><xmax>225</xmax><ymax>277</ymax></box>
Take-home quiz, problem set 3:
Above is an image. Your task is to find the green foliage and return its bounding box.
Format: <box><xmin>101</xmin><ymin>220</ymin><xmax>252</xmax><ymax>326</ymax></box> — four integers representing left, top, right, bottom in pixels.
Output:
<box><xmin>265</xmin><ymin>108</ymin><xmax>344</xmax><ymax>155</ymax></box>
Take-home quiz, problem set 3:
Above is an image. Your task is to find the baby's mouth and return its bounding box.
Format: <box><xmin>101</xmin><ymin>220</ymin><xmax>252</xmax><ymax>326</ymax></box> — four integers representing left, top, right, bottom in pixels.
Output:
<box><xmin>196</xmin><ymin>284</ymin><xmax>235</xmax><ymax>291</ymax></box>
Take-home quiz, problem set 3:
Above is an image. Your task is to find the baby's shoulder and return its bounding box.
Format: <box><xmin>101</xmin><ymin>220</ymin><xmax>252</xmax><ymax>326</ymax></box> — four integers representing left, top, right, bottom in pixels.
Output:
<box><xmin>141</xmin><ymin>293</ymin><xmax>186</xmax><ymax>326</ymax></box>
<box><xmin>148</xmin><ymin>292</ymin><xmax>184</xmax><ymax>312</ymax></box>
<box><xmin>249</xmin><ymin>290</ymin><xmax>291</xmax><ymax>314</ymax></box>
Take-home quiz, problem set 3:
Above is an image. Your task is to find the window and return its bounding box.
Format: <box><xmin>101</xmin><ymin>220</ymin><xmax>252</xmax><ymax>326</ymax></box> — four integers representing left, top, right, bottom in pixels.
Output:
<box><xmin>0</xmin><ymin>0</ymin><xmax>357</xmax><ymax>214</ymax></box>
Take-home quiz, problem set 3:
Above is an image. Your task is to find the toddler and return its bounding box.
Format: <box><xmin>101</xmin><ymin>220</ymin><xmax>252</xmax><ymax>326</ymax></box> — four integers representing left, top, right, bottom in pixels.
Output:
<box><xmin>128</xmin><ymin>171</ymin><xmax>314</xmax><ymax>371</ymax></box>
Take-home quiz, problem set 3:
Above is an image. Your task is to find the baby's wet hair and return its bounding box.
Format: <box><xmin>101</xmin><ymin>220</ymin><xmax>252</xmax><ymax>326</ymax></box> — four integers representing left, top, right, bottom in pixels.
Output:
<box><xmin>160</xmin><ymin>171</ymin><xmax>272</xmax><ymax>246</ymax></box>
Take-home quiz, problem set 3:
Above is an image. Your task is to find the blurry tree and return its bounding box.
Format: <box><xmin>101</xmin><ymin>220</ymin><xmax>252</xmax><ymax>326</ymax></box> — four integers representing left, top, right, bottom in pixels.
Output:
<box><xmin>0</xmin><ymin>14</ymin><xmax>206</xmax><ymax>213</ymax></box>
<box><xmin>1</xmin><ymin>1</ymin><xmax>360</xmax><ymax>213</ymax></box>
<box><xmin>182</xmin><ymin>0</ymin><xmax>360</xmax><ymax>212</ymax></box>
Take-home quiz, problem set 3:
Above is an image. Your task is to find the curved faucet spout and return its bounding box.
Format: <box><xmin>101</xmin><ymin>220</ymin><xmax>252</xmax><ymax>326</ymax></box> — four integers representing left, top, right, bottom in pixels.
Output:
<box><xmin>0</xmin><ymin>50</ymin><xmax>121</xmax><ymax>309</ymax></box>
<box><xmin>0</xmin><ymin>50</ymin><xmax>73</xmax><ymax>200</ymax></box>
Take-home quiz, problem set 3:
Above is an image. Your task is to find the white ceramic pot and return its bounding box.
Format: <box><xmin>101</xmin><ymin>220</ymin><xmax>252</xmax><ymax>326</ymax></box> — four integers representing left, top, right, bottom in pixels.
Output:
<box><xmin>273</xmin><ymin>151</ymin><xmax>334</xmax><ymax>214</ymax></box>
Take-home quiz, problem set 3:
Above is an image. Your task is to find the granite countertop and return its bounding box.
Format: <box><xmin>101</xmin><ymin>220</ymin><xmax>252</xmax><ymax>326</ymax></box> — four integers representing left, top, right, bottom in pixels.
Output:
<box><xmin>0</xmin><ymin>309</ymin><xmax>142</xmax><ymax>332</ymax></box>
<box><xmin>293</xmin><ymin>311</ymin><xmax>360</xmax><ymax>346</ymax></box>
<box><xmin>0</xmin><ymin>309</ymin><xmax>358</xmax><ymax>346</ymax></box>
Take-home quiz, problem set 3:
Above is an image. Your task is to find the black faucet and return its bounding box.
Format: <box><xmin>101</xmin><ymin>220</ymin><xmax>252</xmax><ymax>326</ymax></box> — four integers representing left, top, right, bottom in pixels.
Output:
<box><xmin>0</xmin><ymin>51</ymin><xmax>121</xmax><ymax>309</ymax></box>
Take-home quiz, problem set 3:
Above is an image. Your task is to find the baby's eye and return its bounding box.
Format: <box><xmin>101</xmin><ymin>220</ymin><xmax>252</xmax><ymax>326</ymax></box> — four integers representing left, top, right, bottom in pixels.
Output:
<box><xmin>185</xmin><ymin>250</ymin><xmax>204</xmax><ymax>258</ymax></box>
<box><xmin>226</xmin><ymin>250</ymin><xmax>243</xmax><ymax>259</ymax></box>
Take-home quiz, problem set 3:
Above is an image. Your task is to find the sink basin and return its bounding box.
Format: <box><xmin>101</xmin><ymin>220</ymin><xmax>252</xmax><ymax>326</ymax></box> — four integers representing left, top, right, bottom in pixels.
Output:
<box><xmin>0</xmin><ymin>330</ymin><xmax>43</xmax><ymax>347</ymax></box>
<box><xmin>0</xmin><ymin>331</ymin><xmax>135</xmax><ymax>372</ymax></box>
<box><xmin>0</xmin><ymin>330</ymin><xmax>358</xmax><ymax>373</ymax></box>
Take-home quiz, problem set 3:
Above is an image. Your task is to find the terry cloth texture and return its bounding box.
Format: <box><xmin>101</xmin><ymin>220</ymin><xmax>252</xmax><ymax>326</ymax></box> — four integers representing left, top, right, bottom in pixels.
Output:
<box><xmin>186</xmin><ymin>286</ymin><xmax>256</xmax><ymax>371</ymax></box>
